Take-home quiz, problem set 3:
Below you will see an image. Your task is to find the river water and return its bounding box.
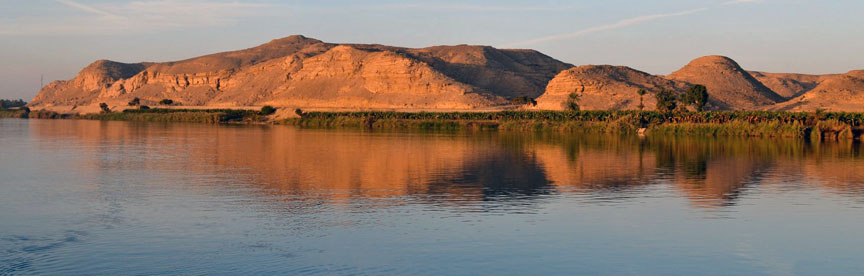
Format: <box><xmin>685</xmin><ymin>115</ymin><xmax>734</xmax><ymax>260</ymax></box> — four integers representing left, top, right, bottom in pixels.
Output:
<box><xmin>1</xmin><ymin>119</ymin><xmax>863</xmax><ymax>275</ymax></box>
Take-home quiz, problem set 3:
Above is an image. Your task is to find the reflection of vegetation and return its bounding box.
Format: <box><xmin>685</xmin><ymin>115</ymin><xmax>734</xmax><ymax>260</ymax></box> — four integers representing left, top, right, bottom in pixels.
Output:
<box><xmin>528</xmin><ymin>133</ymin><xmax>855</xmax><ymax>207</ymax></box>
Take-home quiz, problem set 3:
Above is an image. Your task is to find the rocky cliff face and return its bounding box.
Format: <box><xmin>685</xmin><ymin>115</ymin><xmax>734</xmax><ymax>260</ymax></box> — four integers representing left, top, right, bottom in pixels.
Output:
<box><xmin>30</xmin><ymin>35</ymin><xmax>570</xmax><ymax>111</ymax></box>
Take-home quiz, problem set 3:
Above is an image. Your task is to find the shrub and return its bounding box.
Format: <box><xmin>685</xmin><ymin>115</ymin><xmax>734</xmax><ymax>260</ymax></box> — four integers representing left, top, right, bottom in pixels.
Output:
<box><xmin>260</xmin><ymin>105</ymin><xmax>276</xmax><ymax>115</ymax></box>
<box><xmin>295</xmin><ymin>108</ymin><xmax>305</xmax><ymax>117</ymax></box>
<box><xmin>128</xmin><ymin>97</ymin><xmax>140</xmax><ymax>106</ymax></box>
<box><xmin>159</xmin><ymin>99</ymin><xmax>174</xmax><ymax>105</ymax></box>
<box><xmin>0</xmin><ymin>99</ymin><xmax>27</xmax><ymax>109</ymax></box>
<box><xmin>510</xmin><ymin>96</ymin><xmax>537</xmax><ymax>106</ymax></box>
<box><xmin>655</xmin><ymin>89</ymin><xmax>677</xmax><ymax>112</ymax></box>
<box><xmin>565</xmin><ymin>93</ymin><xmax>581</xmax><ymax>111</ymax></box>
<box><xmin>683</xmin><ymin>85</ymin><xmax>709</xmax><ymax>111</ymax></box>
<box><xmin>139</xmin><ymin>105</ymin><xmax>151</xmax><ymax>110</ymax></box>
<box><xmin>99</xmin><ymin>103</ymin><xmax>111</xmax><ymax>113</ymax></box>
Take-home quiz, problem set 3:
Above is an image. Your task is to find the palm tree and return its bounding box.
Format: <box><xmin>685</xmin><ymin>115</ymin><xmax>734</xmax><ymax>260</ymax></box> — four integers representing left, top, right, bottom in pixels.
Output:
<box><xmin>636</xmin><ymin>89</ymin><xmax>647</xmax><ymax>111</ymax></box>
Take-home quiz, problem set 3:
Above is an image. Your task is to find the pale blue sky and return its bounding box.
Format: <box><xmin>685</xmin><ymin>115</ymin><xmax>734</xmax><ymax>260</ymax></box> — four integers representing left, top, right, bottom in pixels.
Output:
<box><xmin>1</xmin><ymin>0</ymin><xmax>862</xmax><ymax>100</ymax></box>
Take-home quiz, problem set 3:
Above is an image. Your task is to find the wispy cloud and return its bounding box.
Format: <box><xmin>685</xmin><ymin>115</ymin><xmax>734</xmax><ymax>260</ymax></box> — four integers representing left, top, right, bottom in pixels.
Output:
<box><xmin>55</xmin><ymin>0</ymin><xmax>122</xmax><ymax>18</ymax></box>
<box><xmin>0</xmin><ymin>0</ymin><xmax>279</xmax><ymax>35</ymax></box>
<box><xmin>724</xmin><ymin>0</ymin><xmax>762</xmax><ymax>5</ymax></box>
<box><xmin>370</xmin><ymin>3</ymin><xmax>573</xmax><ymax>12</ymax></box>
<box><xmin>504</xmin><ymin>8</ymin><xmax>708</xmax><ymax>47</ymax></box>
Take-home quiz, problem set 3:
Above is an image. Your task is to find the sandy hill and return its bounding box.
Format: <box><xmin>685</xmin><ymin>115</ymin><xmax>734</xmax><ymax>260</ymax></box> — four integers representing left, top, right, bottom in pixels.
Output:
<box><xmin>535</xmin><ymin>55</ymin><xmax>864</xmax><ymax>112</ymax></box>
<box><xmin>667</xmin><ymin>56</ymin><xmax>783</xmax><ymax>110</ymax></box>
<box><xmin>535</xmin><ymin>65</ymin><xmax>687</xmax><ymax>111</ymax></box>
<box><xmin>768</xmin><ymin>71</ymin><xmax>864</xmax><ymax>112</ymax></box>
<box><xmin>29</xmin><ymin>38</ymin><xmax>864</xmax><ymax>113</ymax></box>
<box><xmin>30</xmin><ymin>35</ymin><xmax>571</xmax><ymax>112</ymax></box>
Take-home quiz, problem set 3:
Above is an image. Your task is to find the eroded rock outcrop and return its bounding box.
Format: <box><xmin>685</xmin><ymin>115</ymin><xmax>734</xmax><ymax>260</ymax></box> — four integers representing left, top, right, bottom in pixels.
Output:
<box><xmin>29</xmin><ymin>35</ymin><xmax>571</xmax><ymax>112</ymax></box>
<box><xmin>535</xmin><ymin>65</ymin><xmax>686</xmax><ymax>111</ymax></box>
<box><xmin>667</xmin><ymin>56</ymin><xmax>783</xmax><ymax>110</ymax></box>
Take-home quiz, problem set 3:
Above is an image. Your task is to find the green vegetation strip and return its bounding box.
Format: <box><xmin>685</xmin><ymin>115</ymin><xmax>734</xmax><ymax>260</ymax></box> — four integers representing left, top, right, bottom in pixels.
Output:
<box><xmin>81</xmin><ymin>108</ymin><xmax>267</xmax><ymax>123</ymax></box>
<box><xmin>287</xmin><ymin>110</ymin><xmax>864</xmax><ymax>140</ymax></box>
<box><xmin>6</xmin><ymin>108</ymin><xmax>864</xmax><ymax>140</ymax></box>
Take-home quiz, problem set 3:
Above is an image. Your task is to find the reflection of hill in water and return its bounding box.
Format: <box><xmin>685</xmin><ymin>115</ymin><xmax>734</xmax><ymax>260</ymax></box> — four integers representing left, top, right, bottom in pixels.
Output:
<box><xmin>30</xmin><ymin>120</ymin><xmax>864</xmax><ymax>209</ymax></box>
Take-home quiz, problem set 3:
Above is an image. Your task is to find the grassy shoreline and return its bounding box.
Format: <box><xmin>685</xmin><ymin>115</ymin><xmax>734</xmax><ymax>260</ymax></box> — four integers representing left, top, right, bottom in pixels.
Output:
<box><xmin>0</xmin><ymin>108</ymin><xmax>266</xmax><ymax>123</ymax></box>
<box><xmin>4</xmin><ymin>108</ymin><xmax>864</xmax><ymax>140</ymax></box>
<box><xmin>283</xmin><ymin>110</ymin><xmax>864</xmax><ymax>140</ymax></box>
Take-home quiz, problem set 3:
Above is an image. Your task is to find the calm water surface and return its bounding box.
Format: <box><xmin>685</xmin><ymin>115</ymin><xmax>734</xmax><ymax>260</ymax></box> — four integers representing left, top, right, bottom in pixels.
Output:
<box><xmin>1</xmin><ymin>119</ymin><xmax>863</xmax><ymax>275</ymax></box>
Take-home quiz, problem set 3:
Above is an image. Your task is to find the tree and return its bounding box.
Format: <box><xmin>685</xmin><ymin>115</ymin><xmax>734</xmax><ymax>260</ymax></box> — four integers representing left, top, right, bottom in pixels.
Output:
<box><xmin>565</xmin><ymin>92</ymin><xmax>581</xmax><ymax>111</ymax></box>
<box><xmin>159</xmin><ymin>99</ymin><xmax>174</xmax><ymax>105</ymax></box>
<box><xmin>510</xmin><ymin>96</ymin><xmax>537</xmax><ymax>106</ymax></box>
<box><xmin>683</xmin><ymin>85</ymin><xmax>709</xmax><ymax>111</ymax></box>
<box><xmin>0</xmin><ymin>99</ymin><xmax>27</xmax><ymax>109</ymax></box>
<box><xmin>636</xmin><ymin>89</ymin><xmax>647</xmax><ymax>111</ymax></box>
<box><xmin>655</xmin><ymin>89</ymin><xmax>677</xmax><ymax>112</ymax></box>
<box><xmin>99</xmin><ymin>103</ymin><xmax>111</xmax><ymax>113</ymax></box>
<box><xmin>128</xmin><ymin>97</ymin><xmax>140</xmax><ymax>106</ymax></box>
<box><xmin>260</xmin><ymin>105</ymin><xmax>276</xmax><ymax>115</ymax></box>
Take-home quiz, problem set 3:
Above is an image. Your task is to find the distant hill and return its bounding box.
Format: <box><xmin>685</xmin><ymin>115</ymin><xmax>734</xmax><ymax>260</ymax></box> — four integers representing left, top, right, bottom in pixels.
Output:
<box><xmin>30</xmin><ymin>35</ymin><xmax>571</xmax><ymax>112</ymax></box>
<box><xmin>538</xmin><ymin>56</ymin><xmax>864</xmax><ymax>112</ymax></box>
<box><xmin>29</xmin><ymin>36</ymin><xmax>864</xmax><ymax>113</ymax></box>
<box><xmin>768</xmin><ymin>70</ymin><xmax>864</xmax><ymax>112</ymax></box>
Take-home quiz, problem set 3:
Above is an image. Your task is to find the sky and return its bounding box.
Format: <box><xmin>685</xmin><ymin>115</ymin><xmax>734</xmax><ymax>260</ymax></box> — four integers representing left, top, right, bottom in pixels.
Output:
<box><xmin>1</xmin><ymin>0</ymin><xmax>863</xmax><ymax>100</ymax></box>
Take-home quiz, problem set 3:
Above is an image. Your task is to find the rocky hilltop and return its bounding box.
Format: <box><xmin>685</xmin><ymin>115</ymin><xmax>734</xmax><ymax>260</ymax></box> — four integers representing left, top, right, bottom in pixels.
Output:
<box><xmin>537</xmin><ymin>56</ymin><xmax>864</xmax><ymax>111</ymax></box>
<box><xmin>30</xmin><ymin>35</ymin><xmax>572</xmax><ymax>112</ymax></box>
<box><xmin>30</xmin><ymin>36</ymin><xmax>864</xmax><ymax>113</ymax></box>
<box><xmin>667</xmin><ymin>56</ymin><xmax>784</xmax><ymax>110</ymax></box>
<box><xmin>535</xmin><ymin>65</ymin><xmax>688</xmax><ymax>111</ymax></box>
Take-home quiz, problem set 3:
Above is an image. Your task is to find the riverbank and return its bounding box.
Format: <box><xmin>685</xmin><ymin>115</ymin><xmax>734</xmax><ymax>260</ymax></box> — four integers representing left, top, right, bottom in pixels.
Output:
<box><xmin>0</xmin><ymin>108</ymin><xmax>267</xmax><ymax>123</ymax></box>
<box><xmin>284</xmin><ymin>110</ymin><xmax>864</xmax><ymax>140</ymax></box>
<box><xmin>4</xmin><ymin>108</ymin><xmax>864</xmax><ymax>140</ymax></box>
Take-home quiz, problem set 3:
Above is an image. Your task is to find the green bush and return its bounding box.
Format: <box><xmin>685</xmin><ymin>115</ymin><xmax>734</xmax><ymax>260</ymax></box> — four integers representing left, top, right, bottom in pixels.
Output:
<box><xmin>159</xmin><ymin>99</ymin><xmax>174</xmax><ymax>105</ymax></box>
<box><xmin>565</xmin><ymin>93</ymin><xmax>580</xmax><ymax>111</ymax></box>
<box><xmin>260</xmin><ymin>105</ymin><xmax>276</xmax><ymax>115</ymax></box>
<box><xmin>128</xmin><ymin>97</ymin><xmax>140</xmax><ymax>106</ymax></box>
<box><xmin>510</xmin><ymin>96</ymin><xmax>537</xmax><ymax>106</ymax></box>
<box><xmin>655</xmin><ymin>89</ymin><xmax>677</xmax><ymax>112</ymax></box>
<box><xmin>683</xmin><ymin>85</ymin><xmax>709</xmax><ymax>111</ymax></box>
<box><xmin>99</xmin><ymin>103</ymin><xmax>111</xmax><ymax>113</ymax></box>
<box><xmin>0</xmin><ymin>99</ymin><xmax>27</xmax><ymax>109</ymax></box>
